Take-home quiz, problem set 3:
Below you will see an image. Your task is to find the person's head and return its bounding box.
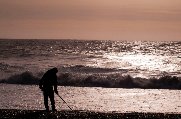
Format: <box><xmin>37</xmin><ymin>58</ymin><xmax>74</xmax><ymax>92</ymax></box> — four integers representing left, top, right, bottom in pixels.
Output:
<box><xmin>51</xmin><ymin>67</ymin><xmax>58</xmax><ymax>74</ymax></box>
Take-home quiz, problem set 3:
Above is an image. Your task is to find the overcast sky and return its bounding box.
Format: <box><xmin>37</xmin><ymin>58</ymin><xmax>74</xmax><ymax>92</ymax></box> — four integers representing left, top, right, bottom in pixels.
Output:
<box><xmin>0</xmin><ymin>0</ymin><xmax>181</xmax><ymax>41</ymax></box>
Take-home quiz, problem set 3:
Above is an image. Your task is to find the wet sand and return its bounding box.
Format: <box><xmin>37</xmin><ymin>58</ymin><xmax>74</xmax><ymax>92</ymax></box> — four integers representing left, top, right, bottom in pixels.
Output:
<box><xmin>1</xmin><ymin>84</ymin><xmax>181</xmax><ymax>113</ymax></box>
<box><xmin>0</xmin><ymin>109</ymin><xmax>180</xmax><ymax>119</ymax></box>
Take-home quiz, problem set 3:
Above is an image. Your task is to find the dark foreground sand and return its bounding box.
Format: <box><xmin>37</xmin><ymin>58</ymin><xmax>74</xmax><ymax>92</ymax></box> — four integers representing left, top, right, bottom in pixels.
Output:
<box><xmin>0</xmin><ymin>109</ymin><xmax>180</xmax><ymax>119</ymax></box>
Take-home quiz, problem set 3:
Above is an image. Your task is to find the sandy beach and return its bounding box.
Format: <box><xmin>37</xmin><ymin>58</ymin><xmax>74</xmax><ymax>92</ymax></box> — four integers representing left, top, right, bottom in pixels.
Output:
<box><xmin>0</xmin><ymin>109</ymin><xmax>181</xmax><ymax>119</ymax></box>
<box><xmin>1</xmin><ymin>84</ymin><xmax>181</xmax><ymax>113</ymax></box>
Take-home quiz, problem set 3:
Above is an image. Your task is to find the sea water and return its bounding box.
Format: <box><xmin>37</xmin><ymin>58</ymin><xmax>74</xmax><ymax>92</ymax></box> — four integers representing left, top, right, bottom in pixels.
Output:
<box><xmin>0</xmin><ymin>39</ymin><xmax>181</xmax><ymax>88</ymax></box>
<box><xmin>0</xmin><ymin>39</ymin><xmax>181</xmax><ymax>112</ymax></box>
<box><xmin>0</xmin><ymin>39</ymin><xmax>181</xmax><ymax>79</ymax></box>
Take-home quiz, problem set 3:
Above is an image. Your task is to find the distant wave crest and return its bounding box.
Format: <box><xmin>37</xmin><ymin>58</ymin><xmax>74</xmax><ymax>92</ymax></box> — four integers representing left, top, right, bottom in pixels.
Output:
<box><xmin>0</xmin><ymin>72</ymin><xmax>39</xmax><ymax>85</ymax></box>
<box><xmin>1</xmin><ymin>71</ymin><xmax>181</xmax><ymax>89</ymax></box>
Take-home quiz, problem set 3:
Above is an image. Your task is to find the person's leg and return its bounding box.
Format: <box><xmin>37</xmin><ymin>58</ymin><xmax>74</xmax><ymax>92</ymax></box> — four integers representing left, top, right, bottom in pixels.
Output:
<box><xmin>49</xmin><ymin>90</ymin><xmax>56</xmax><ymax>111</ymax></box>
<box><xmin>43</xmin><ymin>91</ymin><xmax>49</xmax><ymax>111</ymax></box>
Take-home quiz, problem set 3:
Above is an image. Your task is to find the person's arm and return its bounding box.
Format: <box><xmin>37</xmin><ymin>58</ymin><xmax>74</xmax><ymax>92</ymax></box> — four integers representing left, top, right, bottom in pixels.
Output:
<box><xmin>54</xmin><ymin>75</ymin><xmax>58</xmax><ymax>94</ymax></box>
<box><xmin>39</xmin><ymin>76</ymin><xmax>44</xmax><ymax>90</ymax></box>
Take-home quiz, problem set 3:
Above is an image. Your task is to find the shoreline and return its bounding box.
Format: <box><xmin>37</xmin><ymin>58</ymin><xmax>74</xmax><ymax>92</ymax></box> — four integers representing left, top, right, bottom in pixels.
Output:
<box><xmin>0</xmin><ymin>109</ymin><xmax>180</xmax><ymax>119</ymax></box>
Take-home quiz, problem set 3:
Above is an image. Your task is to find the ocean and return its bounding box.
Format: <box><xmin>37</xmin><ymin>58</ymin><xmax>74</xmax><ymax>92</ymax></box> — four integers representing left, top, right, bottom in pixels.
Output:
<box><xmin>0</xmin><ymin>39</ymin><xmax>181</xmax><ymax>89</ymax></box>
<box><xmin>0</xmin><ymin>39</ymin><xmax>181</xmax><ymax>113</ymax></box>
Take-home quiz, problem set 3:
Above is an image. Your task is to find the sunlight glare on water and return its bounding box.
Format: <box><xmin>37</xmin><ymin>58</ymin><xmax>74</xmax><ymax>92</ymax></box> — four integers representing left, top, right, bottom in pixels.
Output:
<box><xmin>105</xmin><ymin>54</ymin><xmax>165</xmax><ymax>70</ymax></box>
<box><xmin>92</xmin><ymin>52</ymin><xmax>181</xmax><ymax>78</ymax></box>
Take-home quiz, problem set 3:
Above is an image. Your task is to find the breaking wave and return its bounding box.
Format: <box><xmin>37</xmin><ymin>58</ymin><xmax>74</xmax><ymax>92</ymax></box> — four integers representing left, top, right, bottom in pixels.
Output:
<box><xmin>0</xmin><ymin>71</ymin><xmax>181</xmax><ymax>89</ymax></box>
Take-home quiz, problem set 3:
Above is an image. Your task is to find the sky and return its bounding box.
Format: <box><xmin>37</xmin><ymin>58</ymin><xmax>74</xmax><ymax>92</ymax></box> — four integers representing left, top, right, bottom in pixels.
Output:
<box><xmin>0</xmin><ymin>0</ymin><xmax>181</xmax><ymax>41</ymax></box>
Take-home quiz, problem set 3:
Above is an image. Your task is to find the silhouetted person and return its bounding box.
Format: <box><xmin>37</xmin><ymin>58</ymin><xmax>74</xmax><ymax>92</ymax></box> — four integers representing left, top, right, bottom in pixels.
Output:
<box><xmin>39</xmin><ymin>67</ymin><xmax>58</xmax><ymax>111</ymax></box>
